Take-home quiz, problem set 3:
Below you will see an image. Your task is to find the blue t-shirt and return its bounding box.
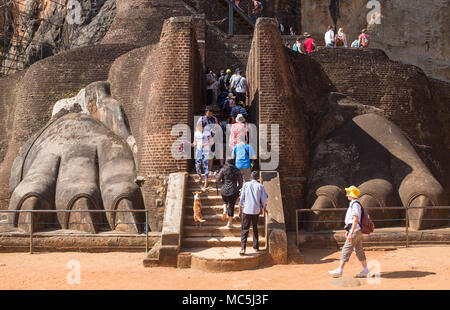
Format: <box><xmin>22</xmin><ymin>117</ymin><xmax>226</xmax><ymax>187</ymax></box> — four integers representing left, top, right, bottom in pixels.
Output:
<box><xmin>233</xmin><ymin>143</ymin><xmax>256</xmax><ymax>169</ymax></box>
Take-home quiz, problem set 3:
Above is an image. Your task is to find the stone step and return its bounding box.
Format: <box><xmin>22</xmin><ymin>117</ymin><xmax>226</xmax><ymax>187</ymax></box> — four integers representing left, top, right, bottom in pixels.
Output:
<box><xmin>186</xmin><ymin>195</ymin><xmax>223</xmax><ymax>205</ymax></box>
<box><xmin>188</xmin><ymin>184</ymin><xmax>222</xmax><ymax>192</ymax></box>
<box><xmin>184</xmin><ymin>214</ymin><xmax>264</xmax><ymax>226</ymax></box>
<box><xmin>183</xmin><ymin>224</ymin><xmax>265</xmax><ymax>237</ymax></box>
<box><xmin>182</xmin><ymin>247</ymin><xmax>269</xmax><ymax>272</ymax></box>
<box><xmin>184</xmin><ymin>204</ymin><xmax>226</xmax><ymax>215</ymax></box>
<box><xmin>182</xmin><ymin>236</ymin><xmax>266</xmax><ymax>248</ymax></box>
<box><xmin>189</xmin><ymin>173</ymin><xmax>220</xmax><ymax>180</ymax></box>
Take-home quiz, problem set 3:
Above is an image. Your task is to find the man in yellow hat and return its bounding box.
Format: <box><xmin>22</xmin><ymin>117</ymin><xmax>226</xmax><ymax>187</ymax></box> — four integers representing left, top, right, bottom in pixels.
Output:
<box><xmin>328</xmin><ymin>185</ymin><xmax>370</xmax><ymax>278</ymax></box>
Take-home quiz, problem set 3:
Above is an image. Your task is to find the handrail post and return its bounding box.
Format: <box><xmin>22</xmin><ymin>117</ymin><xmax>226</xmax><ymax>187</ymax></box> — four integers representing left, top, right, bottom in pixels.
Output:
<box><xmin>296</xmin><ymin>210</ymin><xmax>299</xmax><ymax>247</ymax></box>
<box><xmin>145</xmin><ymin>209</ymin><xmax>149</xmax><ymax>254</ymax></box>
<box><xmin>29</xmin><ymin>211</ymin><xmax>33</xmax><ymax>254</ymax></box>
<box><xmin>405</xmin><ymin>206</ymin><xmax>409</xmax><ymax>248</ymax></box>
<box><xmin>228</xmin><ymin>3</ymin><xmax>234</xmax><ymax>36</ymax></box>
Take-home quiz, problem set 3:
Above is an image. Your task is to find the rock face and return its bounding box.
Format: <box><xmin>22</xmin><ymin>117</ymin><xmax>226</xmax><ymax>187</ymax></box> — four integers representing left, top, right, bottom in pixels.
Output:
<box><xmin>0</xmin><ymin>0</ymin><xmax>116</xmax><ymax>74</ymax></box>
<box><xmin>301</xmin><ymin>0</ymin><xmax>450</xmax><ymax>82</ymax></box>
<box><xmin>2</xmin><ymin>0</ymin><xmax>448</xmax><ymax>81</ymax></box>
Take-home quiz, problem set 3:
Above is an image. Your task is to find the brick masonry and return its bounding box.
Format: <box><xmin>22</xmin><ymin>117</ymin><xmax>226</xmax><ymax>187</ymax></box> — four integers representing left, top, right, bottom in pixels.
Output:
<box><xmin>108</xmin><ymin>16</ymin><xmax>205</xmax><ymax>231</ymax></box>
<box><xmin>247</xmin><ymin>18</ymin><xmax>309</xmax><ymax>231</ymax></box>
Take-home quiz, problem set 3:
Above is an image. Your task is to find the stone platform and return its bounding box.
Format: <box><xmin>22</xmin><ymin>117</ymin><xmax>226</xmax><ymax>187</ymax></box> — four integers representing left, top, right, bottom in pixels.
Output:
<box><xmin>178</xmin><ymin>247</ymin><xmax>270</xmax><ymax>272</ymax></box>
<box><xmin>298</xmin><ymin>227</ymin><xmax>450</xmax><ymax>249</ymax></box>
<box><xmin>0</xmin><ymin>222</ymin><xmax>160</xmax><ymax>252</ymax></box>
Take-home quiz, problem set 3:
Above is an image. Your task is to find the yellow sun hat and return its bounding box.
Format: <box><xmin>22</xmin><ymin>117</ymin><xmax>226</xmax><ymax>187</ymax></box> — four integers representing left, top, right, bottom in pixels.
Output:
<box><xmin>345</xmin><ymin>185</ymin><xmax>360</xmax><ymax>199</ymax></box>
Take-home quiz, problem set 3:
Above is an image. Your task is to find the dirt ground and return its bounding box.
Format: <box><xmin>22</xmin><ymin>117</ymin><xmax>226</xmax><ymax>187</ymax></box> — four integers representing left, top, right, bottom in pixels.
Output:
<box><xmin>0</xmin><ymin>246</ymin><xmax>449</xmax><ymax>290</ymax></box>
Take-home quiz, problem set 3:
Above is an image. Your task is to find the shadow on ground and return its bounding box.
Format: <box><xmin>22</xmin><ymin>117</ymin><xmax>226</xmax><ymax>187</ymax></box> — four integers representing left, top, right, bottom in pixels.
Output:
<box><xmin>302</xmin><ymin>248</ymin><xmax>340</xmax><ymax>264</ymax></box>
<box><xmin>380</xmin><ymin>271</ymin><xmax>436</xmax><ymax>279</ymax></box>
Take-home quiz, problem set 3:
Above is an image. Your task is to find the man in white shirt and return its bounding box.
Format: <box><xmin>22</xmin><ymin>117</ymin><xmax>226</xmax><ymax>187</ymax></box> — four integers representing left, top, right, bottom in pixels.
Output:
<box><xmin>238</xmin><ymin>171</ymin><xmax>268</xmax><ymax>255</ymax></box>
<box><xmin>328</xmin><ymin>185</ymin><xmax>370</xmax><ymax>278</ymax></box>
<box><xmin>230</xmin><ymin>69</ymin><xmax>248</xmax><ymax>105</ymax></box>
<box><xmin>324</xmin><ymin>25</ymin><xmax>335</xmax><ymax>47</ymax></box>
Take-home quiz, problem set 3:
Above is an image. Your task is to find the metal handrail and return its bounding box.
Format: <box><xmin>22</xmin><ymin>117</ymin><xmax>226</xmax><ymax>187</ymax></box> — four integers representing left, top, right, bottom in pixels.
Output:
<box><xmin>221</xmin><ymin>0</ymin><xmax>256</xmax><ymax>35</ymax></box>
<box><xmin>0</xmin><ymin>209</ymin><xmax>151</xmax><ymax>254</ymax></box>
<box><xmin>295</xmin><ymin>205</ymin><xmax>450</xmax><ymax>249</ymax></box>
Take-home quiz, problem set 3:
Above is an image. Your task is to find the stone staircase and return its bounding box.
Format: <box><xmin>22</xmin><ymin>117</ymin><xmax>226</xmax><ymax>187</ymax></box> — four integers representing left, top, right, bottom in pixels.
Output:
<box><xmin>179</xmin><ymin>173</ymin><xmax>269</xmax><ymax>271</ymax></box>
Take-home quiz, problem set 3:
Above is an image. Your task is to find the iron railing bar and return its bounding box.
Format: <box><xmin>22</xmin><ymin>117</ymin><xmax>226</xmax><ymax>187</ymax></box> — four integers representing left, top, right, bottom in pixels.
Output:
<box><xmin>0</xmin><ymin>209</ymin><xmax>149</xmax><ymax>213</ymax></box>
<box><xmin>296</xmin><ymin>206</ymin><xmax>450</xmax><ymax>212</ymax></box>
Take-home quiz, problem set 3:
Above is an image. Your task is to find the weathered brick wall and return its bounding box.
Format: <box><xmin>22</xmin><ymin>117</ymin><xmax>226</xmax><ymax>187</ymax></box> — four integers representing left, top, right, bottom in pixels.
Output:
<box><xmin>206</xmin><ymin>32</ymin><xmax>252</xmax><ymax>74</ymax></box>
<box><xmin>0</xmin><ymin>44</ymin><xmax>137</xmax><ymax>209</ymax></box>
<box><xmin>308</xmin><ymin>48</ymin><xmax>449</xmax><ymax>198</ymax></box>
<box><xmin>108</xmin><ymin>16</ymin><xmax>204</xmax><ymax>230</ymax></box>
<box><xmin>247</xmin><ymin>18</ymin><xmax>310</xmax><ymax>230</ymax></box>
<box><xmin>139</xmin><ymin>17</ymin><xmax>203</xmax><ymax>175</ymax></box>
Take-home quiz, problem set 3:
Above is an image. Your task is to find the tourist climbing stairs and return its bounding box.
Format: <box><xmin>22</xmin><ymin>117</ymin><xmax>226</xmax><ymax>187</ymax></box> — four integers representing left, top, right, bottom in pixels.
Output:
<box><xmin>179</xmin><ymin>173</ymin><xmax>268</xmax><ymax>272</ymax></box>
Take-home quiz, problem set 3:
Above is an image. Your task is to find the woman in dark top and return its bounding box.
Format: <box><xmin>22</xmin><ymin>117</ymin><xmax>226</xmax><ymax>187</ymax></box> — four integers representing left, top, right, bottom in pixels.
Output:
<box><xmin>215</xmin><ymin>158</ymin><xmax>243</xmax><ymax>228</ymax></box>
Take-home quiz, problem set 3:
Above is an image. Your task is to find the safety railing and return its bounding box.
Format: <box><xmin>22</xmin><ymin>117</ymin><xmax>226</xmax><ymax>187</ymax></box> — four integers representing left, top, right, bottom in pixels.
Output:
<box><xmin>0</xmin><ymin>209</ymin><xmax>151</xmax><ymax>254</ymax></box>
<box><xmin>296</xmin><ymin>206</ymin><xmax>450</xmax><ymax>248</ymax></box>
<box><xmin>221</xmin><ymin>0</ymin><xmax>256</xmax><ymax>35</ymax></box>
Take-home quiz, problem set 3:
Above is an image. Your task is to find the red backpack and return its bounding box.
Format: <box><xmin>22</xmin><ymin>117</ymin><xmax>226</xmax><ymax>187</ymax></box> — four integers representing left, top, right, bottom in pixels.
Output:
<box><xmin>352</xmin><ymin>200</ymin><xmax>375</xmax><ymax>234</ymax></box>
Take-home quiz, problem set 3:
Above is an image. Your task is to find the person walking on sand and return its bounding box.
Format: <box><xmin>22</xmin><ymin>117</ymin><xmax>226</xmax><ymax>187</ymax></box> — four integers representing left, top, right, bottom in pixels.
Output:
<box><xmin>328</xmin><ymin>186</ymin><xmax>371</xmax><ymax>278</ymax></box>
<box><xmin>238</xmin><ymin>170</ymin><xmax>268</xmax><ymax>255</ymax></box>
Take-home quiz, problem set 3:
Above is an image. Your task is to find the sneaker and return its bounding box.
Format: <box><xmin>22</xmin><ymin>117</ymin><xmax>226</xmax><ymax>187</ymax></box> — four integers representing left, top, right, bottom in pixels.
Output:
<box><xmin>328</xmin><ymin>268</ymin><xmax>342</xmax><ymax>278</ymax></box>
<box><xmin>226</xmin><ymin>222</ymin><xmax>232</xmax><ymax>228</ymax></box>
<box><xmin>239</xmin><ymin>250</ymin><xmax>246</xmax><ymax>256</ymax></box>
<box><xmin>355</xmin><ymin>269</ymin><xmax>370</xmax><ymax>278</ymax></box>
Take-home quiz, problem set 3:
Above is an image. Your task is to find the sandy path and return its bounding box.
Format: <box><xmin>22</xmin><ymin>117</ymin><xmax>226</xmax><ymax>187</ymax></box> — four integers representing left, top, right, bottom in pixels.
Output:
<box><xmin>0</xmin><ymin>246</ymin><xmax>449</xmax><ymax>290</ymax></box>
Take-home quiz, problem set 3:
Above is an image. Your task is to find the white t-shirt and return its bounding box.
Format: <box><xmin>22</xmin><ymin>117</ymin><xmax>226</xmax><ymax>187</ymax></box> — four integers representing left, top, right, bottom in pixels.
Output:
<box><xmin>206</xmin><ymin>73</ymin><xmax>216</xmax><ymax>90</ymax></box>
<box><xmin>233</xmin><ymin>76</ymin><xmax>247</xmax><ymax>93</ymax></box>
<box><xmin>194</xmin><ymin>129</ymin><xmax>212</xmax><ymax>154</ymax></box>
<box><xmin>229</xmin><ymin>74</ymin><xmax>238</xmax><ymax>86</ymax></box>
<box><xmin>325</xmin><ymin>30</ymin><xmax>335</xmax><ymax>45</ymax></box>
<box><xmin>231</xmin><ymin>75</ymin><xmax>247</xmax><ymax>93</ymax></box>
<box><xmin>345</xmin><ymin>200</ymin><xmax>362</xmax><ymax>232</ymax></box>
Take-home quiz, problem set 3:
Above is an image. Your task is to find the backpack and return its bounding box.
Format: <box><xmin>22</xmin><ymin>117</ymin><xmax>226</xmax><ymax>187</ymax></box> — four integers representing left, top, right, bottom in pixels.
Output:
<box><xmin>336</xmin><ymin>36</ymin><xmax>344</xmax><ymax>47</ymax></box>
<box><xmin>360</xmin><ymin>34</ymin><xmax>370</xmax><ymax>48</ymax></box>
<box><xmin>351</xmin><ymin>200</ymin><xmax>375</xmax><ymax>234</ymax></box>
<box><xmin>351</xmin><ymin>39</ymin><xmax>359</xmax><ymax>48</ymax></box>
